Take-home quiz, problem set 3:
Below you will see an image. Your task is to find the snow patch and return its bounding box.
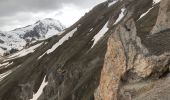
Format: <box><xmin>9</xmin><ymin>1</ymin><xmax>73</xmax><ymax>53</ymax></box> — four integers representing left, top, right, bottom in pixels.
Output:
<box><xmin>138</xmin><ymin>7</ymin><xmax>153</xmax><ymax>20</ymax></box>
<box><xmin>38</xmin><ymin>53</ymin><xmax>46</xmax><ymax>60</ymax></box>
<box><xmin>108</xmin><ymin>0</ymin><xmax>118</xmax><ymax>7</ymax></box>
<box><xmin>8</xmin><ymin>42</ymin><xmax>43</xmax><ymax>58</ymax></box>
<box><xmin>0</xmin><ymin>62</ymin><xmax>9</xmax><ymax>67</ymax></box>
<box><xmin>91</xmin><ymin>22</ymin><xmax>109</xmax><ymax>48</ymax></box>
<box><xmin>0</xmin><ymin>62</ymin><xmax>13</xmax><ymax>68</ymax></box>
<box><xmin>46</xmin><ymin>28</ymin><xmax>77</xmax><ymax>54</ymax></box>
<box><xmin>45</xmin><ymin>28</ymin><xmax>59</xmax><ymax>38</ymax></box>
<box><xmin>5</xmin><ymin>62</ymin><xmax>13</xmax><ymax>68</ymax></box>
<box><xmin>153</xmin><ymin>0</ymin><xmax>161</xmax><ymax>4</ymax></box>
<box><xmin>0</xmin><ymin>48</ymin><xmax>5</xmax><ymax>56</ymax></box>
<box><xmin>0</xmin><ymin>70</ymin><xmax>12</xmax><ymax>81</ymax></box>
<box><xmin>0</xmin><ymin>64</ymin><xmax>20</xmax><ymax>81</ymax></box>
<box><xmin>114</xmin><ymin>8</ymin><xmax>126</xmax><ymax>25</ymax></box>
<box><xmin>30</xmin><ymin>76</ymin><xmax>48</xmax><ymax>100</ymax></box>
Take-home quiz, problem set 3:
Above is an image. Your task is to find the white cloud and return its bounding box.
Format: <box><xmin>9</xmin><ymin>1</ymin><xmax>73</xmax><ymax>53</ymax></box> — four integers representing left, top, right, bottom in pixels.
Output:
<box><xmin>0</xmin><ymin>4</ymin><xmax>89</xmax><ymax>31</ymax></box>
<box><xmin>54</xmin><ymin>4</ymin><xmax>89</xmax><ymax>27</ymax></box>
<box><xmin>0</xmin><ymin>0</ymin><xmax>104</xmax><ymax>31</ymax></box>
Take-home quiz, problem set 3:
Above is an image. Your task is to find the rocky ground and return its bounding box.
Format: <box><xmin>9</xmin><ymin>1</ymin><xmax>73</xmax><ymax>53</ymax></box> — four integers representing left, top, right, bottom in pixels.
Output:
<box><xmin>0</xmin><ymin>0</ymin><xmax>170</xmax><ymax>100</ymax></box>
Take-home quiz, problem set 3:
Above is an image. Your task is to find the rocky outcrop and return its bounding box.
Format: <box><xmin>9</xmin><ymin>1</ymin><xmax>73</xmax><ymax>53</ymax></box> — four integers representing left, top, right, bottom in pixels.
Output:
<box><xmin>151</xmin><ymin>0</ymin><xmax>170</xmax><ymax>34</ymax></box>
<box><xmin>1</xmin><ymin>0</ymin><xmax>170</xmax><ymax>100</ymax></box>
<box><xmin>96</xmin><ymin>0</ymin><xmax>170</xmax><ymax>100</ymax></box>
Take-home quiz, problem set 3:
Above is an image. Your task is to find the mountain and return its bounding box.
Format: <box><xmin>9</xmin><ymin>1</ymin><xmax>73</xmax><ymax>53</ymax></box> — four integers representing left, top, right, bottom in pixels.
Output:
<box><xmin>1</xmin><ymin>0</ymin><xmax>170</xmax><ymax>100</ymax></box>
<box><xmin>0</xmin><ymin>18</ymin><xmax>65</xmax><ymax>56</ymax></box>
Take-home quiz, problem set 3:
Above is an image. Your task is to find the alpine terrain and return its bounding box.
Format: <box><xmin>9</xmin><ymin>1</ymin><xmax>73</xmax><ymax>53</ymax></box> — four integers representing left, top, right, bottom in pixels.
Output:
<box><xmin>1</xmin><ymin>0</ymin><xmax>170</xmax><ymax>100</ymax></box>
<box><xmin>0</xmin><ymin>18</ymin><xmax>65</xmax><ymax>56</ymax></box>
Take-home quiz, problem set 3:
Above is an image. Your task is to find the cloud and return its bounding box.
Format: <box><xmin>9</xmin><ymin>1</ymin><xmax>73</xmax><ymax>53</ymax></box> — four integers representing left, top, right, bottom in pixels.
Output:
<box><xmin>54</xmin><ymin>5</ymin><xmax>89</xmax><ymax>27</ymax></box>
<box><xmin>0</xmin><ymin>0</ymin><xmax>105</xmax><ymax>31</ymax></box>
<box><xmin>0</xmin><ymin>12</ymin><xmax>35</xmax><ymax>31</ymax></box>
<box><xmin>0</xmin><ymin>0</ymin><xmax>104</xmax><ymax>17</ymax></box>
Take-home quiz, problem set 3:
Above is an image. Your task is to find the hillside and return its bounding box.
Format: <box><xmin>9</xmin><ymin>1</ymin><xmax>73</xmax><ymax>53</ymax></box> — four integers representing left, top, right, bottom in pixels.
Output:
<box><xmin>1</xmin><ymin>0</ymin><xmax>170</xmax><ymax>100</ymax></box>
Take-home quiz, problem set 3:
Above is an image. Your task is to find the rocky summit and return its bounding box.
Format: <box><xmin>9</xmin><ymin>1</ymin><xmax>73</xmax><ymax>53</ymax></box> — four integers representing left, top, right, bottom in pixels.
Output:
<box><xmin>0</xmin><ymin>0</ymin><xmax>170</xmax><ymax>100</ymax></box>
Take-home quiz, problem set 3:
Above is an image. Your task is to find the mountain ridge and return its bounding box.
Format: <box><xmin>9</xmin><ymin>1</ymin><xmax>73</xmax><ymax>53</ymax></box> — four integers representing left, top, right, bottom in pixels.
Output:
<box><xmin>0</xmin><ymin>18</ymin><xmax>65</xmax><ymax>56</ymax></box>
<box><xmin>1</xmin><ymin>0</ymin><xmax>170</xmax><ymax>100</ymax></box>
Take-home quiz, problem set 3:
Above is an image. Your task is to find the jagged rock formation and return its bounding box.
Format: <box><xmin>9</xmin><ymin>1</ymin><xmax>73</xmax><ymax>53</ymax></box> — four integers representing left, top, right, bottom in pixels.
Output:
<box><xmin>0</xmin><ymin>0</ymin><xmax>170</xmax><ymax>100</ymax></box>
<box><xmin>151</xmin><ymin>0</ymin><xmax>170</xmax><ymax>34</ymax></box>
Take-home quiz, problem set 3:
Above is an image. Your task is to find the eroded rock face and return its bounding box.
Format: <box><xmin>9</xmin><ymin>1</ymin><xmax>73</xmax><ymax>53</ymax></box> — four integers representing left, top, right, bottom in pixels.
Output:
<box><xmin>151</xmin><ymin>0</ymin><xmax>170</xmax><ymax>34</ymax></box>
<box><xmin>96</xmin><ymin>0</ymin><xmax>170</xmax><ymax>100</ymax></box>
<box><xmin>95</xmin><ymin>18</ymin><xmax>151</xmax><ymax>100</ymax></box>
<box><xmin>95</xmin><ymin>27</ymin><xmax>127</xmax><ymax>100</ymax></box>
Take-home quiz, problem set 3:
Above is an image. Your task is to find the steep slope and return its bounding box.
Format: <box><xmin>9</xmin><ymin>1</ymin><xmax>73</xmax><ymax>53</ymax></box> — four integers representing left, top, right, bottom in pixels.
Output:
<box><xmin>0</xmin><ymin>0</ymin><xmax>170</xmax><ymax>100</ymax></box>
<box><xmin>0</xmin><ymin>18</ymin><xmax>64</xmax><ymax>56</ymax></box>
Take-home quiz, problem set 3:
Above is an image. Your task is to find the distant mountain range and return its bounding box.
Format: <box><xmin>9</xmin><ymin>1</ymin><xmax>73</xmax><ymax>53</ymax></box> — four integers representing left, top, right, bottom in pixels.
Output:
<box><xmin>0</xmin><ymin>18</ymin><xmax>65</xmax><ymax>55</ymax></box>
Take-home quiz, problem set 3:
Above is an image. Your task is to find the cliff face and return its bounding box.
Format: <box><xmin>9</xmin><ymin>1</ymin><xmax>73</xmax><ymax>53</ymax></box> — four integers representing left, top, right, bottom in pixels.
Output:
<box><xmin>0</xmin><ymin>0</ymin><xmax>170</xmax><ymax>100</ymax></box>
<box><xmin>151</xmin><ymin>0</ymin><xmax>170</xmax><ymax>34</ymax></box>
<box><xmin>96</xmin><ymin>0</ymin><xmax>170</xmax><ymax>100</ymax></box>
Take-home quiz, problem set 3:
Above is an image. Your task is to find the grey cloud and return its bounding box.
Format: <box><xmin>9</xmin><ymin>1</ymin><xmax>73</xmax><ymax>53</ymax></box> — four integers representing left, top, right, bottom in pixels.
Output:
<box><xmin>0</xmin><ymin>0</ymin><xmax>104</xmax><ymax>31</ymax></box>
<box><xmin>0</xmin><ymin>0</ymin><xmax>104</xmax><ymax>17</ymax></box>
<box><xmin>55</xmin><ymin>11</ymin><xmax>63</xmax><ymax>16</ymax></box>
<box><xmin>0</xmin><ymin>12</ymin><xmax>36</xmax><ymax>30</ymax></box>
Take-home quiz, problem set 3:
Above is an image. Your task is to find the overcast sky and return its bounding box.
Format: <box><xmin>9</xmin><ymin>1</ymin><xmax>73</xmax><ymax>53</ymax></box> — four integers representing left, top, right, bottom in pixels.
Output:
<box><xmin>0</xmin><ymin>0</ymin><xmax>104</xmax><ymax>31</ymax></box>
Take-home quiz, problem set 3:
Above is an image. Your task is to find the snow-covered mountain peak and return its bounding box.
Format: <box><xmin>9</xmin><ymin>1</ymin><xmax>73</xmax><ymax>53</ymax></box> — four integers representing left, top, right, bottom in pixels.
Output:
<box><xmin>0</xmin><ymin>18</ymin><xmax>65</xmax><ymax>56</ymax></box>
<box><xmin>37</xmin><ymin>18</ymin><xmax>64</xmax><ymax>26</ymax></box>
<box><xmin>9</xmin><ymin>18</ymin><xmax>65</xmax><ymax>39</ymax></box>
<box><xmin>35</xmin><ymin>18</ymin><xmax>65</xmax><ymax>31</ymax></box>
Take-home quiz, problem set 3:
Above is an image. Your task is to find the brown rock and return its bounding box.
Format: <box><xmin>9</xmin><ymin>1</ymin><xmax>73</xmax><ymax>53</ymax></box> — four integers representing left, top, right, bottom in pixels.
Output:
<box><xmin>151</xmin><ymin>0</ymin><xmax>170</xmax><ymax>34</ymax></box>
